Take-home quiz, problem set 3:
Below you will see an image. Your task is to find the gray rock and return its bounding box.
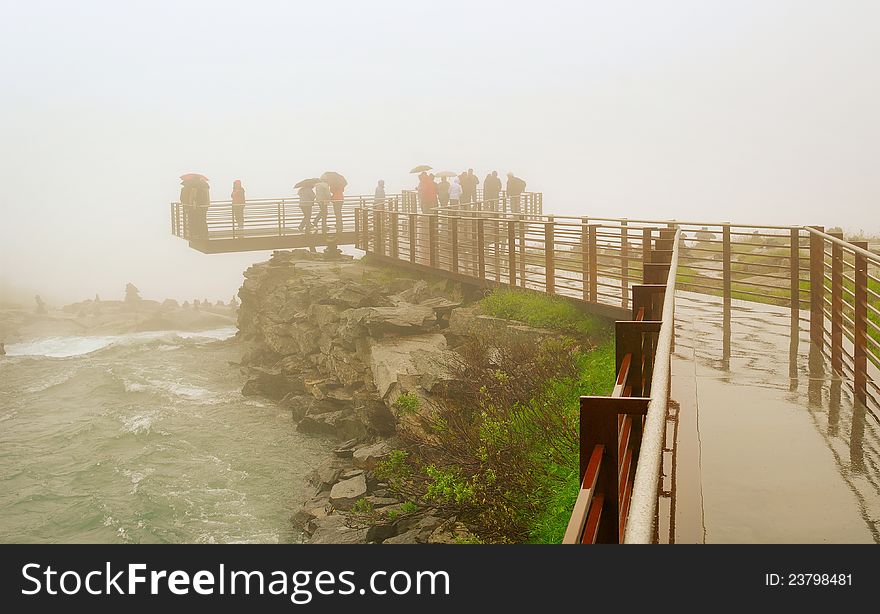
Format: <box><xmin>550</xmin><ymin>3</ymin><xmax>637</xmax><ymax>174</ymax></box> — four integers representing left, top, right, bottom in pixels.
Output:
<box><xmin>352</xmin><ymin>440</ymin><xmax>393</xmax><ymax>470</ymax></box>
<box><xmin>241</xmin><ymin>369</ymin><xmax>306</xmax><ymax>400</ymax></box>
<box><xmin>368</xmin><ymin>333</ymin><xmax>449</xmax><ymax>398</ymax></box>
<box><xmin>279</xmin><ymin>394</ymin><xmax>312</xmax><ymax>421</ymax></box>
<box><xmin>308</xmin><ymin>514</ymin><xmax>369</xmax><ymax>544</ymax></box>
<box><xmin>297</xmin><ymin>410</ymin><xmax>366</xmax><ymax>440</ymax></box>
<box><xmin>329</xmin><ymin>474</ymin><xmax>368</xmax><ymax>510</ymax></box>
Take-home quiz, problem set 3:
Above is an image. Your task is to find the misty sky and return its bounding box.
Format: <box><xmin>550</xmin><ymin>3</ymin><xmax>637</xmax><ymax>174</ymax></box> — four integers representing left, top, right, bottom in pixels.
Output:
<box><xmin>1</xmin><ymin>0</ymin><xmax>878</xmax><ymax>304</ymax></box>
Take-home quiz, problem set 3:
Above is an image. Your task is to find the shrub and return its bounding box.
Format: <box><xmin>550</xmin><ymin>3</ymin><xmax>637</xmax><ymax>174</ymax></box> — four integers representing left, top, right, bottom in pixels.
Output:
<box><xmin>479</xmin><ymin>288</ymin><xmax>607</xmax><ymax>338</ymax></box>
<box><xmin>393</xmin><ymin>392</ymin><xmax>421</xmax><ymax>416</ymax></box>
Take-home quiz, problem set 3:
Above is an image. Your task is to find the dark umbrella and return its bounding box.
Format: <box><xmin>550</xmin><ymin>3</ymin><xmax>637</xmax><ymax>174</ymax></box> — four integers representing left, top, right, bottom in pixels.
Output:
<box><xmin>410</xmin><ymin>165</ymin><xmax>432</xmax><ymax>173</ymax></box>
<box><xmin>180</xmin><ymin>173</ymin><xmax>208</xmax><ymax>182</ymax></box>
<box><xmin>294</xmin><ymin>177</ymin><xmax>321</xmax><ymax>189</ymax></box>
<box><xmin>320</xmin><ymin>171</ymin><xmax>347</xmax><ymax>189</ymax></box>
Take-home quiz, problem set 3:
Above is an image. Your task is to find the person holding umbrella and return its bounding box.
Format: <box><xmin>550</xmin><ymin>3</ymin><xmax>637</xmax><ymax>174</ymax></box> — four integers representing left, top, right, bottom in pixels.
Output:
<box><xmin>295</xmin><ymin>179</ymin><xmax>318</xmax><ymax>234</ymax></box>
<box><xmin>231</xmin><ymin>180</ymin><xmax>246</xmax><ymax>231</ymax></box>
<box><xmin>417</xmin><ymin>172</ymin><xmax>436</xmax><ymax>214</ymax></box>
<box><xmin>321</xmin><ymin>171</ymin><xmax>347</xmax><ymax>234</ymax></box>
<box><xmin>313</xmin><ymin>180</ymin><xmax>332</xmax><ymax>235</ymax></box>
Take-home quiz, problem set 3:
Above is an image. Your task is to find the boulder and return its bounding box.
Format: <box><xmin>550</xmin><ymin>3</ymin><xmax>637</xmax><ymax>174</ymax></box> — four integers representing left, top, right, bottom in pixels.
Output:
<box><xmin>297</xmin><ymin>410</ymin><xmax>366</xmax><ymax>440</ymax></box>
<box><xmin>352</xmin><ymin>440</ymin><xmax>393</xmax><ymax>470</ymax></box>
<box><xmin>279</xmin><ymin>394</ymin><xmax>312</xmax><ymax>421</ymax></box>
<box><xmin>241</xmin><ymin>370</ymin><xmax>306</xmax><ymax>400</ymax></box>
<box><xmin>368</xmin><ymin>333</ymin><xmax>449</xmax><ymax>398</ymax></box>
<box><xmin>308</xmin><ymin>514</ymin><xmax>368</xmax><ymax>544</ymax></box>
<box><xmin>329</xmin><ymin>474</ymin><xmax>368</xmax><ymax>510</ymax></box>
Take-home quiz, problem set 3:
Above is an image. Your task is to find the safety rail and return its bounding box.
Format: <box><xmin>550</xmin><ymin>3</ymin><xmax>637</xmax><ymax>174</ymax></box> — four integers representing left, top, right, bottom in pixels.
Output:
<box><xmin>355</xmin><ymin>205</ymin><xmax>879</xmax><ymax>542</ymax></box>
<box><xmin>563</xmin><ymin>229</ymin><xmax>678</xmax><ymax>543</ymax></box>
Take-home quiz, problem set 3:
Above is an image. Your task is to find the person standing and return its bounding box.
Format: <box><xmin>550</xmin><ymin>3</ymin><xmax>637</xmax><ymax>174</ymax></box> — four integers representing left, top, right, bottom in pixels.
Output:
<box><xmin>460</xmin><ymin>168</ymin><xmax>479</xmax><ymax>205</ymax></box>
<box><xmin>330</xmin><ymin>182</ymin><xmax>345</xmax><ymax>234</ymax></box>
<box><xmin>483</xmin><ymin>170</ymin><xmax>502</xmax><ymax>211</ymax></box>
<box><xmin>193</xmin><ymin>176</ymin><xmax>211</xmax><ymax>237</ymax></box>
<box><xmin>437</xmin><ymin>176</ymin><xmax>450</xmax><ymax>207</ymax></box>
<box><xmin>374</xmin><ymin>179</ymin><xmax>386</xmax><ymax>208</ymax></box>
<box><xmin>418</xmin><ymin>172</ymin><xmax>437</xmax><ymax>214</ymax></box>
<box><xmin>506</xmin><ymin>172</ymin><xmax>526</xmax><ymax>214</ymax></box>
<box><xmin>231</xmin><ymin>180</ymin><xmax>246</xmax><ymax>231</ymax></box>
<box><xmin>314</xmin><ymin>181</ymin><xmax>332</xmax><ymax>234</ymax></box>
<box><xmin>297</xmin><ymin>183</ymin><xmax>316</xmax><ymax>232</ymax></box>
<box><xmin>448</xmin><ymin>177</ymin><xmax>462</xmax><ymax>206</ymax></box>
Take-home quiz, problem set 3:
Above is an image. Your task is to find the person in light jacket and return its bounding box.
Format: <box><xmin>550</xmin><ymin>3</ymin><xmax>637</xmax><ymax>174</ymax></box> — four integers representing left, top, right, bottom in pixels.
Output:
<box><xmin>231</xmin><ymin>180</ymin><xmax>246</xmax><ymax>231</ymax></box>
<box><xmin>313</xmin><ymin>181</ymin><xmax>332</xmax><ymax>234</ymax></box>
<box><xmin>298</xmin><ymin>184</ymin><xmax>316</xmax><ymax>232</ymax></box>
<box><xmin>448</xmin><ymin>177</ymin><xmax>463</xmax><ymax>207</ymax></box>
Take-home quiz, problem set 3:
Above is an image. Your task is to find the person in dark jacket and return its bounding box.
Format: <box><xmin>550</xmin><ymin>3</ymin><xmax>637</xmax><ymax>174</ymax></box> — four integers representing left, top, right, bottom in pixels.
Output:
<box><xmin>298</xmin><ymin>184</ymin><xmax>316</xmax><ymax>232</ymax></box>
<box><xmin>437</xmin><ymin>177</ymin><xmax>450</xmax><ymax>207</ymax></box>
<box><xmin>506</xmin><ymin>172</ymin><xmax>526</xmax><ymax>214</ymax></box>
<box><xmin>231</xmin><ymin>180</ymin><xmax>246</xmax><ymax>231</ymax></box>
<box><xmin>460</xmin><ymin>168</ymin><xmax>479</xmax><ymax>205</ymax></box>
<box><xmin>483</xmin><ymin>171</ymin><xmax>502</xmax><ymax>211</ymax></box>
<box><xmin>192</xmin><ymin>177</ymin><xmax>211</xmax><ymax>238</ymax></box>
<box><xmin>374</xmin><ymin>180</ymin><xmax>386</xmax><ymax>208</ymax></box>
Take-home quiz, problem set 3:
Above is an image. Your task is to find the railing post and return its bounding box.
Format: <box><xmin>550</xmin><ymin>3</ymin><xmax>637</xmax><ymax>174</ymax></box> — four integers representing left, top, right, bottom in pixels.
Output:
<box><xmin>642</xmin><ymin>227</ymin><xmax>652</xmax><ymax>268</ymax></box>
<box><xmin>829</xmin><ymin>232</ymin><xmax>843</xmax><ymax>374</ymax></box>
<box><xmin>376</xmin><ymin>210</ymin><xmax>385</xmax><ymax>257</ymax></box>
<box><xmin>277</xmin><ymin>202</ymin><xmax>282</xmax><ymax>237</ymax></box>
<box><xmin>390</xmin><ymin>211</ymin><xmax>399</xmax><ymax>259</ymax></box>
<box><xmin>621</xmin><ymin>221</ymin><xmax>629</xmax><ymax>309</ymax></box>
<box><xmin>429</xmin><ymin>216</ymin><xmax>438</xmax><ymax>268</ymax></box>
<box><xmin>722</xmin><ymin>225</ymin><xmax>732</xmax><ymax>312</ymax></box>
<box><xmin>852</xmin><ymin>240</ymin><xmax>868</xmax><ymax>407</ymax></box>
<box><xmin>409</xmin><ymin>214</ymin><xmax>417</xmax><ymax>264</ymax></box>
<box><xmin>581</xmin><ymin>217</ymin><xmax>589</xmax><ymax>301</ymax></box>
<box><xmin>450</xmin><ymin>217</ymin><xmax>459</xmax><ymax>274</ymax></box>
<box><xmin>477</xmin><ymin>217</ymin><xmax>486</xmax><ymax>279</ymax></box>
<box><xmin>518</xmin><ymin>215</ymin><xmax>526</xmax><ymax>287</ymax></box>
<box><xmin>545</xmin><ymin>221</ymin><xmax>555</xmax><ymax>295</ymax></box>
<box><xmin>581</xmin><ymin>400</ymin><xmax>619</xmax><ymax>544</ymax></box>
<box><xmin>809</xmin><ymin>226</ymin><xmax>825</xmax><ymax>346</ymax></box>
<box><xmin>790</xmin><ymin>228</ymin><xmax>800</xmax><ymax>320</ymax></box>
<box><xmin>589</xmin><ymin>224</ymin><xmax>598</xmax><ymax>302</ymax></box>
<box><xmin>508</xmin><ymin>220</ymin><xmax>517</xmax><ymax>287</ymax></box>
<box><xmin>354</xmin><ymin>208</ymin><xmax>361</xmax><ymax>249</ymax></box>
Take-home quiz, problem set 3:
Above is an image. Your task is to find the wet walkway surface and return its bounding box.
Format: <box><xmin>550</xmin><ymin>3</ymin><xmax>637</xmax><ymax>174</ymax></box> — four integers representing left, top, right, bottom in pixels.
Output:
<box><xmin>670</xmin><ymin>293</ymin><xmax>880</xmax><ymax>543</ymax></box>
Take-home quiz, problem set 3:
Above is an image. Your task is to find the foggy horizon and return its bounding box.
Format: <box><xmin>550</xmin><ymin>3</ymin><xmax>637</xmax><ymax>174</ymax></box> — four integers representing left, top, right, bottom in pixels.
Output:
<box><xmin>2</xmin><ymin>0</ymin><xmax>878</xmax><ymax>304</ymax></box>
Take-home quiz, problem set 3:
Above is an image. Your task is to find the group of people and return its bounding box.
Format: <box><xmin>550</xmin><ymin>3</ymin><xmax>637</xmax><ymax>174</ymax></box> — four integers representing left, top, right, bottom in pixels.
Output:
<box><xmin>416</xmin><ymin>170</ymin><xmax>526</xmax><ymax>214</ymax></box>
<box><xmin>179</xmin><ymin>168</ymin><xmax>528</xmax><ymax>240</ymax></box>
<box><xmin>295</xmin><ymin>179</ymin><xmax>347</xmax><ymax>235</ymax></box>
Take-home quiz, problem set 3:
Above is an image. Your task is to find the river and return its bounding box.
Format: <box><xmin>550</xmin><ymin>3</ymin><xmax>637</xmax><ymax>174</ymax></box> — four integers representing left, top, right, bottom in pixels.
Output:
<box><xmin>0</xmin><ymin>329</ymin><xmax>330</xmax><ymax>543</ymax></box>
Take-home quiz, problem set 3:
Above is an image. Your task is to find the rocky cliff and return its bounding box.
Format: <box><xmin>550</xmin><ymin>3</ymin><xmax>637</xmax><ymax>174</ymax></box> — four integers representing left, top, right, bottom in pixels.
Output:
<box><xmin>236</xmin><ymin>249</ymin><xmax>555</xmax><ymax>543</ymax></box>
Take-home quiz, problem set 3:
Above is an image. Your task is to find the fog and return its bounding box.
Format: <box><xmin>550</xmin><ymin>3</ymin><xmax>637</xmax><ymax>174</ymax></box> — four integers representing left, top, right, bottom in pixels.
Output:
<box><xmin>1</xmin><ymin>0</ymin><xmax>878</xmax><ymax>305</ymax></box>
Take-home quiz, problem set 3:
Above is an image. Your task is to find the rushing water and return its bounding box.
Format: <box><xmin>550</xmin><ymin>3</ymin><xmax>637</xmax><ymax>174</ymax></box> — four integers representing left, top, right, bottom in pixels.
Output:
<box><xmin>0</xmin><ymin>329</ymin><xmax>330</xmax><ymax>543</ymax></box>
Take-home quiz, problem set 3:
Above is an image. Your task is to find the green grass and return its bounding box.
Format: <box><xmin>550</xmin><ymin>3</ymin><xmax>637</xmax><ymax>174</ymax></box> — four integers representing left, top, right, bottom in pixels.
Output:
<box><xmin>477</xmin><ymin>287</ymin><xmax>615</xmax><ymax>542</ymax></box>
<box><xmin>527</xmin><ymin>340</ymin><xmax>616</xmax><ymax>543</ymax></box>
<box><xmin>479</xmin><ymin>288</ymin><xmax>608</xmax><ymax>338</ymax></box>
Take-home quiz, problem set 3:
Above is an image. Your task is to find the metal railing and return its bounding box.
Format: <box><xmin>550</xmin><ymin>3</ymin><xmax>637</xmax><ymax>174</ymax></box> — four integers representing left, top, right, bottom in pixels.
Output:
<box><xmin>355</xmin><ymin>206</ymin><xmax>880</xmax><ymax>543</ymax></box>
<box><xmin>170</xmin><ymin>192</ymin><xmax>543</xmax><ymax>243</ymax></box>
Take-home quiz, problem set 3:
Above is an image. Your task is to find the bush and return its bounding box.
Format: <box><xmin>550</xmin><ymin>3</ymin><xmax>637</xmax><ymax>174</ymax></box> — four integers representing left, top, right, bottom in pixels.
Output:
<box><xmin>379</xmin><ymin>326</ymin><xmax>615</xmax><ymax>543</ymax></box>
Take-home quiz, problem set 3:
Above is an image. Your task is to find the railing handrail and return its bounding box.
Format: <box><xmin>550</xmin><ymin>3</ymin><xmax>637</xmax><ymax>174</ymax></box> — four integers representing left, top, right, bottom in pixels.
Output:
<box><xmin>623</xmin><ymin>230</ymin><xmax>680</xmax><ymax>544</ymax></box>
<box><xmin>804</xmin><ymin>225</ymin><xmax>880</xmax><ymax>266</ymax></box>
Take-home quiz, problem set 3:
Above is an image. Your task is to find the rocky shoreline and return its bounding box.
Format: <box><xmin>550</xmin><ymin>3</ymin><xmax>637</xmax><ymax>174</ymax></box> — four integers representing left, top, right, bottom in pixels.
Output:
<box><xmin>236</xmin><ymin>249</ymin><xmax>554</xmax><ymax>543</ymax></box>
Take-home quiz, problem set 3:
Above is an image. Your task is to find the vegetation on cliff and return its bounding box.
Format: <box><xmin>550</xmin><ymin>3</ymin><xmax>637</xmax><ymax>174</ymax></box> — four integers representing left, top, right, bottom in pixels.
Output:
<box><xmin>370</xmin><ymin>288</ymin><xmax>614</xmax><ymax>543</ymax></box>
